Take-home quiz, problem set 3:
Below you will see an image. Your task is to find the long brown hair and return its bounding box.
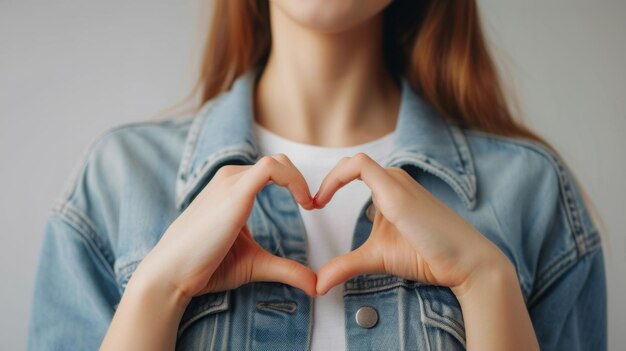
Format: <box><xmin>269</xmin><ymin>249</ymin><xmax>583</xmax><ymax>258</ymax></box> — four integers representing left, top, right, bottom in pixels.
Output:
<box><xmin>194</xmin><ymin>0</ymin><xmax>543</xmax><ymax>143</ymax></box>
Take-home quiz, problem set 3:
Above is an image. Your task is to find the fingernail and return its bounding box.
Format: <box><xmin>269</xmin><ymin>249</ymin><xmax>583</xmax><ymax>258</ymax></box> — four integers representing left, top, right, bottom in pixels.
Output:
<box><xmin>312</xmin><ymin>194</ymin><xmax>320</xmax><ymax>209</ymax></box>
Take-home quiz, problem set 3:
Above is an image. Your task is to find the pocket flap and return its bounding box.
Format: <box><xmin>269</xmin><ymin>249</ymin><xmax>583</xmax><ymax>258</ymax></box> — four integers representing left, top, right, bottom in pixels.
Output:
<box><xmin>418</xmin><ymin>285</ymin><xmax>466</xmax><ymax>348</ymax></box>
<box><xmin>178</xmin><ymin>289</ymin><xmax>231</xmax><ymax>337</ymax></box>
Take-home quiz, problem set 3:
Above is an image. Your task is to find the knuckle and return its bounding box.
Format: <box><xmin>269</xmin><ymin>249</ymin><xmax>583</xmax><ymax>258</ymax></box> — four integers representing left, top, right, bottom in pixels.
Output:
<box><xmin>273</xmin><ymin>153</ymin><xmax>289</xmax><ymax>162</ymax></box>
<box><xmin>257</xmin><ymin>155</ymin><xmax>278</xmax><ymax>169</ymax></box>
<box><xmin>338</xmin><ymin>156</ymin><xmax>351</xmax><ymax>165</ymax></box>
<box><xmin>352</xmin><ymin>152</ymin><xmax>373</xmax><ymax>166</ymax></box>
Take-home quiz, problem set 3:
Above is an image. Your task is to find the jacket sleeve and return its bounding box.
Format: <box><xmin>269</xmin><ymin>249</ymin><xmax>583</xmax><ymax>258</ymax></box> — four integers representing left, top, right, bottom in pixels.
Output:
<box><xmin>27</xmin><ymin>206</ymin><xmax>120</xmax><ymax>351</ymax></box>
<box><xmin>524</xmin><ymin>154</ymin><xmax>607</xmax><ymax>351</ymax></box>
<box><xmin>528</xmin><ymin>246</ymin><xmax>606</xmax><ymax>350</ymax></box>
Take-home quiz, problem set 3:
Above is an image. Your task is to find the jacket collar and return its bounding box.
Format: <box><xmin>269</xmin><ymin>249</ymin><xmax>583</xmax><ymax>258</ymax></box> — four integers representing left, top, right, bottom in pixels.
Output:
<box><xmin>175</xmin><ymin>68</ymin><xmax>477</xmax><ymax>211</ymax></box>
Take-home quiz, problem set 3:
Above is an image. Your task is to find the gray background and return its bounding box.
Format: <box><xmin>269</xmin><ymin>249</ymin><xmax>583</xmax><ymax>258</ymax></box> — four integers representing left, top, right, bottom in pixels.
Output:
<box><xmin>1</xmin><ymin>0</ymin><xmax>624</xmax><ymax>349</ymax></box>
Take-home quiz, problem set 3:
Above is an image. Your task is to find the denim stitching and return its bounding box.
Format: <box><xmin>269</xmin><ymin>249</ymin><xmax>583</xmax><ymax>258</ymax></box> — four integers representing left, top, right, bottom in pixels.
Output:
<box><xmin>528</xmin><ymin>240</ymin><xmax>601</xmax><ymax>307</ymax></box>
<box><xmin>253</xmin><ymin>191</ymin><xmax>287</xmax><ymax>257</ymax></box>
<box><xmin>256</xmin><ymin>301</ymin><xmax>298</xmax><ymax>314</ymax></box>
<box><xmin>177</xmin><ymin>109</ymin><xmax>209</xmax><ymax>183</ymax></box>
<box><xmin>417</xmin><ymin>287</ymin><xmax>467</xmax><ymax>349</ymax></box>
<box><xmin>466</xmin><ymin>131</ymin><xmax>598</xmax><ymax>246</ymax></box>
<box><xmin>386</xmin><ymin>152</ymin><xmax>476</xmax><ymax>210</ymax></box>
<box><xmin>177</xmin><ymin>291</ymin><xmax>231</xmax><ymax>338</ymax></box>
<box><xmin>448</xmin><ymin>124</ymin><xmax>477</xmax><ymax>183</ymax></box>
<box><xmin>417</xmin><ymin>290</ymin><xmax>433</xmax><ymax>351</ymax></box>
<box><xmin>465</xmin><ymin>131</ymin><xmax>601</xmax><ymax>290</ymax></box>
<box><xmin>345</xmin><ymin>278</ymin><xmax>425</xmax><ymax>295</ymax></box>
<box><xmin>175</xmin><ymin>145</ymin><xmax>257</xmax><ymax>209</ymax></box>
<box><xmin>485</xmin><ymin>200</ymin><xmax>532</xmax><ymax>299</ymax></box>
<box><xmin>464</xmin><ymin>132</ymin><xmax>595</xmax><ymax>303</ymax></box>
<box><xmin>527</xmin><ymin>246</ymin><xmax>579</xmax><ymax>306</ymax></box>
<box><xmin>49</xmin><ymin>204</ymin><xmax>116</xmax><ymax>280</ymax></box>
<box><xmin>115</xmin><ymin>260</ymin><xmax>142</xmax><ymax>288</ymax></box>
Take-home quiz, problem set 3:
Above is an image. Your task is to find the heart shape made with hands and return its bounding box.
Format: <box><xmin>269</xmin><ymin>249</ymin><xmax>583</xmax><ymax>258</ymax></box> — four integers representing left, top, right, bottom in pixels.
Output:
<box><xmin>309</xmin><ymin>153</ymin><xmax>448</xmax><ymax>296</ymax></box>
<box><xmin>198</xmin><ymin>152</ymin><xmax>489</xmax><ymax>300</ymax></box>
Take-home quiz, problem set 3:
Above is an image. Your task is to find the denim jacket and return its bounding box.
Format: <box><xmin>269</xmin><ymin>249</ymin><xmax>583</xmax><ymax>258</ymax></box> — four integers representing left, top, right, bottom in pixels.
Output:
<box><xmin>27</xmin><ymin>68</ymin><xmax>606</xmax><ymax>351</ymax></box>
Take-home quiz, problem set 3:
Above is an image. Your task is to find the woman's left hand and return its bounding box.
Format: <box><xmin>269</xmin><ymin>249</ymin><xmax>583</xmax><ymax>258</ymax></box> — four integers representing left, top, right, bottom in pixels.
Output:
<box><xmin>313</xmin><ymin>153</ymin><xmax>514</xmax><ymax>298</ymax></box>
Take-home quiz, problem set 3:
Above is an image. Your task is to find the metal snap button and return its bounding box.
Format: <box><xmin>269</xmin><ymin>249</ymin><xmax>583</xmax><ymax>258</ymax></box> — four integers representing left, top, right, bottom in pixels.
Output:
<box><xmin>355</xmin><ymin>306</ymin><xmax>378</xmax><ymax>329</ymax></box>
<box><xmin>366</xmin><ymin>202</ymin><xmax>377</xmax><ymax>222</ymax></box>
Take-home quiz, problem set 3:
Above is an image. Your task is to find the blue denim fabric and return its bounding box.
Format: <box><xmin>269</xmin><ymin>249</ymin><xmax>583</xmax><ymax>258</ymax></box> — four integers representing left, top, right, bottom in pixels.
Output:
<box><xmin>27</xmin><ymin>68</ymin><xmax>606</xmax><ymax>350</ymax></box>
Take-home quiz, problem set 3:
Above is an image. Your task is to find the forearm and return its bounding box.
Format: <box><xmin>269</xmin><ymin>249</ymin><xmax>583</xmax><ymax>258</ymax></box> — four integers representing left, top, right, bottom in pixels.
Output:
<box><xmin>99</xmin><ymin>270</ymin><xmax>191</xmax><ymax>351</ymax></box>
<box><xmin>452</xmin><ymin>259</ymin><xmax>539</xmax><ymax>351</ymax></box>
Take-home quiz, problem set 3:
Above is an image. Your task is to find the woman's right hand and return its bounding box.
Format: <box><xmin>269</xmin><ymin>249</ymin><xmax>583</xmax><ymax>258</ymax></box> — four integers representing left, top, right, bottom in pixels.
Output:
<box><xmin>130</xmin><ymin>153</ymin><xmax>318</xmax><ymax>301</ymax></box>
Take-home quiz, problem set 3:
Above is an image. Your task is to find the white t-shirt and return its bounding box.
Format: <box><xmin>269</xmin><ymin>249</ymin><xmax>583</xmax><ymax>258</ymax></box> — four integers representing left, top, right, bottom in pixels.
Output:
<box><xmin>253</xmin><ymin>121</ymin><xmax>395</xmax><ymax>351</ymax></box>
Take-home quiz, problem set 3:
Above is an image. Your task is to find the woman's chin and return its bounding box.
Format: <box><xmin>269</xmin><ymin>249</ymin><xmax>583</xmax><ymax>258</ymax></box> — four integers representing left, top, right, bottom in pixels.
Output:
<box><xmin>270</xmin><ymin>0</ymin><xmax>392</xmax><ymax>34</ymax></box>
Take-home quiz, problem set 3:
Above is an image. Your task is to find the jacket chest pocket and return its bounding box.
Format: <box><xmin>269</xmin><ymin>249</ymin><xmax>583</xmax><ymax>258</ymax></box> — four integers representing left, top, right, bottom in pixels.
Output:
<box><xmin>175</xmin><ymin>290</ymin><xmax>230</xmax><ymax>350</ymax></box>
<box><xmin>345</xmin><ymin>276</ymin><xmax>466</xmax><ymax>350</ymax></box>
<box><xmin>416</xmin><ymin>284</ymin><xmax>466</xmax><ymax>350</ymax></box>
<box><xmin>115</xmin><ymin>260</ymin><xmax>231</xmax><ymax>350</ymax></box>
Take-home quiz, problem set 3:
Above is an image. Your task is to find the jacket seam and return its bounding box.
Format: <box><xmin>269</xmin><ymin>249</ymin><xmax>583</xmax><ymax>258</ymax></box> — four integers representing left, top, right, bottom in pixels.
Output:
<box><xmin>176</xmin><ymin>145</ymin><xmax>257</xmax><ymax>209</ymax></box>
<box><xmin>50</xmin><ymin>202</ymin><xmax>116</xmax><ymax>280</ymax></box>
<box><xmin>465</xmin><ymin>131</ymin><xmax>598</xmax><ymax>246</ymax></box>
<box><xmin>345</xmin><ymin>278</ymin><xmax>427</xmax><ymax>295</ymax></box>
<box><xmin>50</xmin><ymin>118</ymin><xmax>193</xmax><ymax>280</ymax></box>
<box><xmin>388</xmin><ymin>153</ymin><xmax>476</xmax><ymax>209</ymax></box>
<box><xmin>528</xmin><ymin>240</ymin><xmax>601</xmax><ymax>307</ymax></box>
<box><xmin>116</xmin><ymin>259</ymin><xmax>143</xmax><ymax>284</ymax></box>
<box><xmin>484</xmin><ymin>200</ymin><xmax>533</xmax><ymax>299</ymax></box>
<box><xmin>448</xmin><ymin>124</ymin><xmax>477</xmax><ymax>183</ymax></box>
<box><xmin>177</xmin><ymin>100</ymin><xmax>219</xmax><ymax>183</ymax></box>
<box><xmin>465</xmin><ymin>130</ymin><xmax>601</xmax><ymax>304</ymax></box>
<box><xmin>61</xmin><ymin>117</ymin><xmax>193</xmax><ymax>206</ymax></box>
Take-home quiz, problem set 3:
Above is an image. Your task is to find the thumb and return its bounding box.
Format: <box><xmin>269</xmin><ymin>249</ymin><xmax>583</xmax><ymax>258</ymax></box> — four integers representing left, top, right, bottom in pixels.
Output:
<box><xmin>316</xmin><ymin>247</ymin><xmax>384</xmax><ymax>296</ymax></box>
<box><xmin>250</xmin><ymin>249</ymin><xmax>318</xmax><ymax>297</ymax></box>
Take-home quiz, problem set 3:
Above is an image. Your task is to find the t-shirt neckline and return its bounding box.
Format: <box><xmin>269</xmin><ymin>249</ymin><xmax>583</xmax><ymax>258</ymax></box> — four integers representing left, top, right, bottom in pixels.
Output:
<box><xmin>252</xmin><ymin>121</ymin><xmax>396</xmax><ymax>160</ymax></box>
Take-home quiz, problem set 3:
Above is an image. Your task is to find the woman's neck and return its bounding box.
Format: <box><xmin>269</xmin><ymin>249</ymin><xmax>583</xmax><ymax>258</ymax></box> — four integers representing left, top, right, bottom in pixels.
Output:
<box><xmin>254</xmin><ymin>4</ymin><xmax>400</xmax><ymax>147</ymax></box>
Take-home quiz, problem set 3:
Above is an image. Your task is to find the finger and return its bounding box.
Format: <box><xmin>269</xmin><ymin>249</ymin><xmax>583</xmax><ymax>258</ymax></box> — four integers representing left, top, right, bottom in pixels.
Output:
<box><xmin>314</xmin><ymin>153</ymin><xmax>405</xmax><ymax>213</ymax></box>
<box><xmin>272</xmin><ymin>153</ymin><xmax>315</xmax><ymax>210</ymax></box>
<box><xmin>316</xmin><ymin>247</ymin><xmax>384</xmax><ymax>296</ymax></box>
<box><xmin>238</xmin><ymin>155</ymin><xmax>314</xmax><ymax>209</ymax></box>
<box><xmin>251</xmin><ymin>250</ymin><xmax>318</xmax><ymax>297</ymax></box>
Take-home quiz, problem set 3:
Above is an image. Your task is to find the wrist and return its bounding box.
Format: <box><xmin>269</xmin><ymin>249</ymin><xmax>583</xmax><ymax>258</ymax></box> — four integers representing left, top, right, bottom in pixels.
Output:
<box><xmin>449</xmin><ymin>250</ymin><xmax>539</xmax><ymax>351</ymax></box>
<box><xmin>101</xmin><ymin>256</ymin><xmax>192</xmax><ymax>350</ymax></box>
<box><xmin>451</xmin><ymin>251</ymin><xmax>518</xmax><ymax>304</ymax></box>
<box><xmin>124</xmin><ymin>259</ymin><xmax>192</xmax><ymax>316</ymax></box>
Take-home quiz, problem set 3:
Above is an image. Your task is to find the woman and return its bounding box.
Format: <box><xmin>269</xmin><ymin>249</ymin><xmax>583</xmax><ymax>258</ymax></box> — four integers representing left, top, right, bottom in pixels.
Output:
<box><xmin>28</xmin><ymin>0</ymin><xmax>606</xmax><ymax>350</ymax></box>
